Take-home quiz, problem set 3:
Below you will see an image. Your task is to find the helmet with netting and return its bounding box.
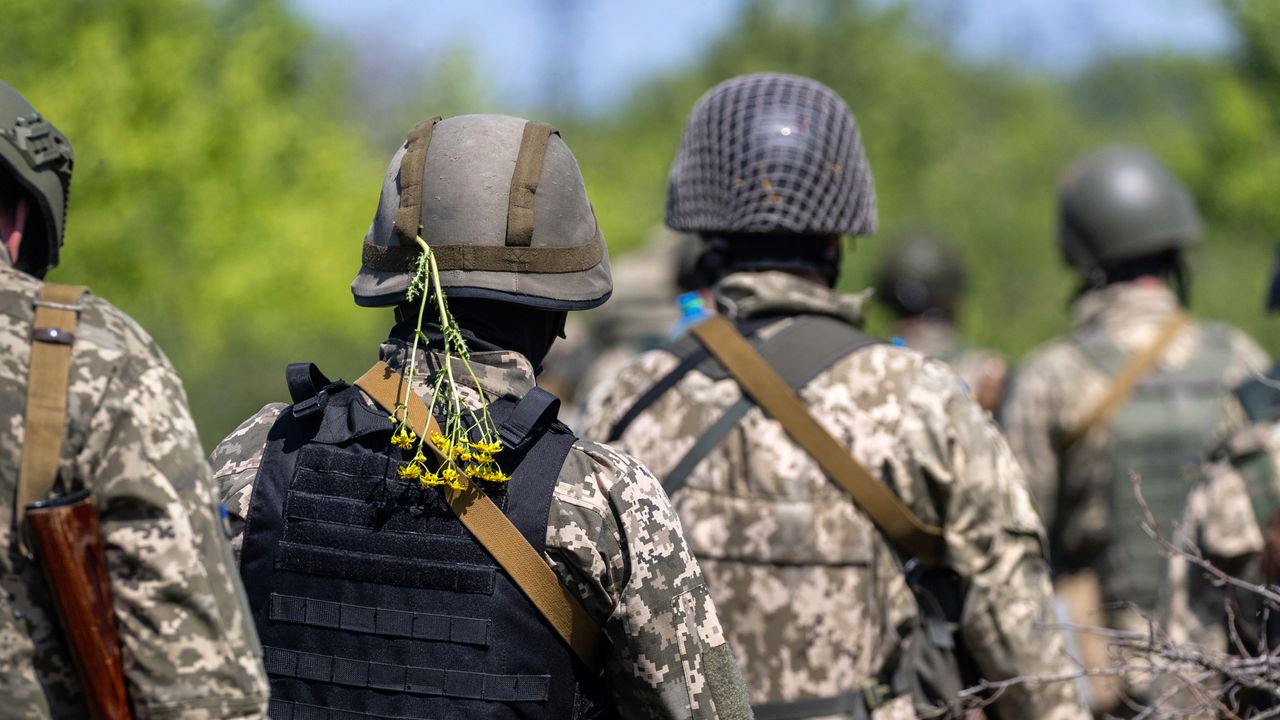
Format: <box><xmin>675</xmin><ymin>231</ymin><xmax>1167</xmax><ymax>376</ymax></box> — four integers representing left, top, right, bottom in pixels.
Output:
<box><xmin>874</xmin><ymin>231</ymin><xmax>967</xmax><ymax>318</ymax></box>
<box><xmin>665</xmin><ymin>73</ymin><xmax>875</xmax><ymax>237</ymax></box>
<box><xmin>1058</xmin><ymin>146</ymin><xmax>1202</xmax><ymax>273</ymax></box>
<box><xmin>353</xmin><ymin>114</ymin><xmax>611</xmax><ymax>310</ymax></box>
<box><xmin>0</xmin><ymin>81</ymin><xmax>73</xmax><ymax>278</ymax></box>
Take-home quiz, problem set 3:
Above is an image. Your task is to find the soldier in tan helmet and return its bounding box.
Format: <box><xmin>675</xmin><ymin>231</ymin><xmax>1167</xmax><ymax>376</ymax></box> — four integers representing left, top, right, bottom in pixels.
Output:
<box><xmin>583</xmin><ymin>73</ymin><xmax>1085</xmax><ymax>719</ymax></box>
<box><xmin>211</xmin><ymin>113</ymin><xmax>752</xmax><ymax>720</ymax></box>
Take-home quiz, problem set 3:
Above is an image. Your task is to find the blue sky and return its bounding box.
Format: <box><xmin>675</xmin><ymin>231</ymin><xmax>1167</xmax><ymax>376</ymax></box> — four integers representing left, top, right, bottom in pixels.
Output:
<box><xmin>292</xmin><ymin>0</ymin><xmax>1234</xmax><ymax>112</ymax></box>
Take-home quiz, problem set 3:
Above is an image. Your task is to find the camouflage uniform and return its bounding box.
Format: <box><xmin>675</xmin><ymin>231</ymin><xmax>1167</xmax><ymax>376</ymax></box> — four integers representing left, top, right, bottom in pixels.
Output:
<box><xmin>213</xmin><ymin>335</ymin><xmax>749</xmax><ymax>720</ymax></box>
<box><xmin>0</xmin><ymin>249</ymin><xmax>270</xmax><ymax>718</ymax></box>
<box><xmin>1001</xmin><ymin>281</ymin><xmax>1268</xmax><ymax>593</ymax></box>
<box><xmin>583</xmin><ymin>270</ymin><xmax>1087</xmax><ymax>719</ymax></box>
<box><xmin>892</xmin><ymin>318</ymin><xmax>1007</xmax><ymax>413</ymax></box>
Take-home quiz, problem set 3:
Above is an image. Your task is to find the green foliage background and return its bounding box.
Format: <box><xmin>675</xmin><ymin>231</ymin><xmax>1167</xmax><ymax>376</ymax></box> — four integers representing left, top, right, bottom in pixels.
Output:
<box><xmin>3</xmin><ymin>0</ymin><xmax>1278</xmax><ymax>447</ymax></box>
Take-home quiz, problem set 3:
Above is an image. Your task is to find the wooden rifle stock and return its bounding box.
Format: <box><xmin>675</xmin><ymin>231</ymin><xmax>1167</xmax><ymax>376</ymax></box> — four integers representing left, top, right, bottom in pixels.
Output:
<box><xmin>26</xmin><ymin>489</ymin><xmax>132</xmax><ymax>720</ymax></box>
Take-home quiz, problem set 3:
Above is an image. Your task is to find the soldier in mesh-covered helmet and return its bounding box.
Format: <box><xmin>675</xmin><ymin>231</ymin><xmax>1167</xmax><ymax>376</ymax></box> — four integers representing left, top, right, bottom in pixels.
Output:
<box><xmin>1002</xmin><ymin>146</ymin><xmax>1268</xmax><ymax>715</ymax></box>
<box><xmin>874</xmin><ymin>231</ymin><xmax>1008</xmax><ymax>413</ymax></box>
<box><xmin>211</xmin><ymin>113</ymin><xmax>752</xmax><ymax>720</ymax></box>
<box><xmin>0</xmin><ymin>80</ymin><xmax>271</xmax><ymax>717</ymax></box>
<box><xmin>583</xmin><ymin>74</ymin><xmax>1086</xmax><ymax>718</ymax></box>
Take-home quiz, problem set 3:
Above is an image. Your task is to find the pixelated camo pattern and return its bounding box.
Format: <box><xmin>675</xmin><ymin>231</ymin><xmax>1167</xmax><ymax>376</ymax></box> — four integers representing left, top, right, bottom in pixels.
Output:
<box><xmin>581</xmin><ymin>270</ymin><xmax>1087</xmax><ymax>719</ymax></box>
<box><xmin>0</xmin><ymin>255</ymin><xmax>269</xmax><ymax>719</ymax></box>
<box><xmin>211</xmin><ymin>337</ymin><xmax>751</xmax><ymax>720</ymax></box>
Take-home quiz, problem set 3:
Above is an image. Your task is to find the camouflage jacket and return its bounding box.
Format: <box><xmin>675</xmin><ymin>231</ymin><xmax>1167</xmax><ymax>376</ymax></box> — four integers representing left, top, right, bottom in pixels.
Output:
<box><xmin>581</xmin><ymin>271</ymin><xmax>1086</xmax><ymax>719</ymax></box>
<box><xmin>1001</xmin><ymin>282</ymin><xmax>1268</xmax><ymax>594</ymax></box>
<box><xmin>892</xmin><ymin>318</ymin><xmax>1008</xmax><ymax>414</ymax></box>
<box><xmin>0</xmin><ymin>252</ymin><xmax>270</xmax><ymax>719</ymax></box>
<box><xmin>212</xmin><ymin>337</ymin><xmax>752</xmax><ymax>720</ymax></box>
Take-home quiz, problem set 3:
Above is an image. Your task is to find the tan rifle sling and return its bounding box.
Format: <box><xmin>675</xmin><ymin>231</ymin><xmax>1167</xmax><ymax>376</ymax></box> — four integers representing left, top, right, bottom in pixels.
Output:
<box><xmin>354</xmin><ymin>361</ymin><xmax>602</xmax><ymax>670</ymax></box>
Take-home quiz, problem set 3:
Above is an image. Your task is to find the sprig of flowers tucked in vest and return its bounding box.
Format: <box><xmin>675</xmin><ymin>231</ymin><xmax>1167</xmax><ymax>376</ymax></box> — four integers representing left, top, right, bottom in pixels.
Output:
<box><xmin>390</xmin><ymin>236</ymin><xmax>508</xmax><ymax>488</ymax></box>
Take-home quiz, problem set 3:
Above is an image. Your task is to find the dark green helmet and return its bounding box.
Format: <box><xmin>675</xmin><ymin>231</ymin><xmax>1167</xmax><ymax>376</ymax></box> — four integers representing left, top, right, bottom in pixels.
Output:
<box><xmin>353</xmin><ymin>114</ymin><xmax>611</xmax><ymax>310</ymax></box>
<box><xmin>1058</xmin><ymin>147</ymin><xmax>1201</xmax><ymax>273</ymax></box>
<box><xmin>0</xmin><ymin>81</ymin><xmax>73</xmax><ymax>278</ymax></box>
<box><xmin>874</xmin><ymin>231</ymin><xmax>966</xmax><ymax>318</ymax></box>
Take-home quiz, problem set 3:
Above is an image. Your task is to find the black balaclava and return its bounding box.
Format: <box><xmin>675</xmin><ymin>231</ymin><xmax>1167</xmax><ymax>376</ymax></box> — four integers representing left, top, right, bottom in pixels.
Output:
<box><xmin>697</xmin><ymin>233</ymin><xmax>842</xmax><ymax>288</ymax></box>
<box><xmin>394</xmin><ymin>297</ymin><xmax>567</xmax><ymax>374</ymax></box>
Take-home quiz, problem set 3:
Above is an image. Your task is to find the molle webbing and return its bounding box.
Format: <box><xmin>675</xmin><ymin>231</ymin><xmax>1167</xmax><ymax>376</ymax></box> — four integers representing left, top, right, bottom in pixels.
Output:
<box><xmin>361</xmin><ymin>225</ymin><xmax>604</xmax><ymax>275</ymax></box>
<box><xmin>17</xmin><ymin>283</ymin><xmax>89</xmax><ymax>546</ymax></box>
<box><xmin>353</xmin><ymin>361</ymin><xmax>602</xmax><ymax>670</ymax></box>
<box><xmin>506</xmin><ymin>122</ymin><xmax>558</xmax><ymax>247</ymax></box>
<box><xmin>691</xmin><ymin>315</ymin><xmax>944</xmax><ymax>563</ymax></box>
<box><xmin>263</xmin><ymin>646</ymin><xmax>550</xmax><ymax>702</ymax></box>
<box><xmin>268</xmin><ymin>593</ymin><xmax>490</xmax><ymax>646</ymax></box>
<box><xmin>393</xmin><ymin>117</ymin><xmax>442</xmax><ymax>245</ymax></box>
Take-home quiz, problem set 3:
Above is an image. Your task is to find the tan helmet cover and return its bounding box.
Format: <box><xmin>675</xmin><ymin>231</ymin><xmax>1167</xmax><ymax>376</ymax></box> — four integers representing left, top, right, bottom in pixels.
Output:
<box><xmin>353</xmin><ymin>113</ymin><xmax>612</xmax><ymax>310</ymax></box>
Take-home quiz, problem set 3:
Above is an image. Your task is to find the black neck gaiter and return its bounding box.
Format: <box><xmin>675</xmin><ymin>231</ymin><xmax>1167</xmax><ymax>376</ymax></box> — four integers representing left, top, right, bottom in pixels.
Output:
<box><xmin>394</xmin><ymin>298</ymin><xmax>567</xmax><ymax>374</ymax></box>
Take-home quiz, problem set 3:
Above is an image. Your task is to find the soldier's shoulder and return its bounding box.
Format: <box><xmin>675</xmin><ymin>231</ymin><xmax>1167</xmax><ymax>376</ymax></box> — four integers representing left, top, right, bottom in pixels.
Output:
<box><xmin>826</xmin><ymin>341</ymin><xmax>968</xmax><ymax>400</ymax></box>
<box><xmin>210</xmin><ymin>403</ymin><xmax>288</xmax><ymax>479</ymax></box>
<box><xmin>74</xmin><ymin>289</ymin><xmax>176</xmax><ymax>371</ymax></box>
<box><xmin>562</xmin><ymin>438</ymin><xmax>661</xmax><ymax>496</ymax></box>
<box><xmin>1014</xmin><ymin>332</ymin><xmax>1082</xmax><ymax>379</ymax></box>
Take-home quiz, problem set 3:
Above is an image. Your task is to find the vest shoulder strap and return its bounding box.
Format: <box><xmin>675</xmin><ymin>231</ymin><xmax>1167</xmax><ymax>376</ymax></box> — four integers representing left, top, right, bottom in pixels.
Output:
<box><xmin>17</xmin><ymin>283</ymin><xmax>90</xmax><ymax>551</ymax></box>
<box><xmin>690</xmin><ymin>315</ymin><xmax>944</xmax><ymax>563</ymax></box>
<box><xmin>662</xmin><ymin>314</ymin><xmax>880</xmax><ymax>497</ymax></box>
<box><xmin>1063</xmin><ymin>312</ymin><xmax>1191</xmax><ymax>449</ymax></box>
<box><xmin>352</xmin><ymin>361</ymin><xmax>601</xmax><ymax>670</ymax></box>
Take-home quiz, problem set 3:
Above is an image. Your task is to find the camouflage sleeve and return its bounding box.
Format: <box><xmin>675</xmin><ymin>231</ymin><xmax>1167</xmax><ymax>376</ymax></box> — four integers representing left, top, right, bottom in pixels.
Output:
<box><xmin>545</xmin><ymin>441</ymin><xmax>751</xmax><ymax>720</ymax></box>
<box><xmin>1000</xmin><ymin>348</ymin><xmax>1065</xmax><ymax>531</ymax></box>
<box><xmin>77</xmin><ymin>314</ymin><xmax>269</xmax><ymax>720</ymax></box>
<box><xmin>1165</xmin><ymin>457</ymin><xmax>1264</xmax><ymax>653</ymax></box>
<box><xmin>209</xmin><ymin>403</ymin><xmax>287</xmax><ymax>561</ymax></box>
<box><xmin>913</xmin><ymin>358</ymin><xmax>1087</xmax><ymax>719</ymax></box>
<box><xmin>1224</xmin><ymin>327</ymin><xmax>1271</xmax><ymax>389</ymax></box>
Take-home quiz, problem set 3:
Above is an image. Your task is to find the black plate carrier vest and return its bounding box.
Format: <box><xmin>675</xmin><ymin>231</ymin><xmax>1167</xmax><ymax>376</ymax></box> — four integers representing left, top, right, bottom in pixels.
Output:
<box><xmin>239</xmin><ymin>373</ymin><xmax>613</xmax><ymax>720</ymax></box>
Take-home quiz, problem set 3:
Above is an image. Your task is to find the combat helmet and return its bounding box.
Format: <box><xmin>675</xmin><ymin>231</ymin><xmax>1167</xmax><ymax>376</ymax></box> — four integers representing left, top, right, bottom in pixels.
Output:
<box><xmin>0</xmin><ymin>81</ymin><xmax>73</xmax><ymax>278</ymax></box>
<box><xmin>874</xmin><ymin>232</ymin><xmax>967</xmax><ymax>318</ymax></box>
<box><xmin>354</xmin><ymin>114</ymin><xmax>611</xmax><ymax>310</ymax></box>
<box><xmin>665</xmin><ymin>73</ymin><xmax>876</xmax><ymax>237</ymax></box>
<box><xmin>1058</xmin><ymin>147</ymin><xmax>1202</xmax><ymax>274</ymax></box>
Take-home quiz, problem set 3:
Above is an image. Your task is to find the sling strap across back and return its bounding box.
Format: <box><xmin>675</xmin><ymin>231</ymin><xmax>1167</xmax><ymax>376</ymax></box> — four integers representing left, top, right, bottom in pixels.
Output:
<box><xmin>1061</xmin><ymin>312</ymin><xmax>1192</xmax><ymax>450</ymax></box>
<box><xmin>690</xmin><ymin>315</ymin><xmax>944</xmax><ymax>564</ymax></box>
<box><xmin>16</xmin><ymin>283</ymin><xmax>89</xmax><ymax>552</ymax></box>
<box><xmin>353</xmin><ymin>361</ymin><xmax>602</xmax><ymax>670</ymax></box>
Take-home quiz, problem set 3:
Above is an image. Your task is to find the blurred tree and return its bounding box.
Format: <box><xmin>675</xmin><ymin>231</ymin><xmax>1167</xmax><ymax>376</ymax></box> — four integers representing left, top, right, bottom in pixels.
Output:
<box><xmin>0</xmin><ymin>0</ymin><xmax>390</xmax><ymax>444</ymax></box>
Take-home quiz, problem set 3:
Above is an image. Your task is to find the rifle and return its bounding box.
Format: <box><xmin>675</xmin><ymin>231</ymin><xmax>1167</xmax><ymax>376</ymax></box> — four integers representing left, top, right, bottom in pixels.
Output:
<box><xmin>26</xmin><ymin>489</ymin><xmax>132</xmax><ymax>720</ymax></box>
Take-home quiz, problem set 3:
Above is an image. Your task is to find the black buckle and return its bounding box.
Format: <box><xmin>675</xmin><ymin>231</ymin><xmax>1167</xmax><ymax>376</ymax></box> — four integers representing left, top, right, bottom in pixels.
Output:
<box><xmin>31</xmin><ymin>327</ymin><xmax>74</xmax><ymax>345</ymax></box>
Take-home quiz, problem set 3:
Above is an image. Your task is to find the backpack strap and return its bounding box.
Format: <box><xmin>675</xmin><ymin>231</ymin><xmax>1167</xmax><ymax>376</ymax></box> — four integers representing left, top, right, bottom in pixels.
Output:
<box><xmin>497</xmin><ymin>386</ymin><xmax>561</xmax><ymax>452</ymax></box>
<box><xmin>353</xmin><ymin>361</ymin><xmax>601</xmax><ymax>670</ymax></box>
<box><xmin>1061</xmin><ymin>312</ymin><xmax>1191</xmax><ymax>449</ymax></box>
<box><xmin>662</xmin><ymin>315</ymin><xmax>881</xmax><ymax>497</ymax></box>
<box><xmin>17</xmin><ymin>283</ymin><xmax>90</xmax><ymax>553</ymax></box>
<box><xmin>606</xmin><ymin>315</ymin><xmax>777</xmax><ymax>441</ymax></box>
<box><xmin>690</xmin><ymin>315</ymin><xmax>944</xmax><ymax>563</ymax></box>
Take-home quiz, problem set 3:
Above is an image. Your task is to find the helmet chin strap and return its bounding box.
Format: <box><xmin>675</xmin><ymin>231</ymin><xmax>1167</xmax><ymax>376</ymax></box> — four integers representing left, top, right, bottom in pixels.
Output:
<box><xmin>0</xmin><ymin>196</ymin><xmax>27</xmax><ymax>264</ymax></box>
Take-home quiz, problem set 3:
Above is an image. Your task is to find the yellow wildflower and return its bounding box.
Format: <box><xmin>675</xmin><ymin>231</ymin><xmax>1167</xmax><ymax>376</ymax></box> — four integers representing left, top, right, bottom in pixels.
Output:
<box><xmin>473</xmin><ymin>453</ymin><xmax>494</xmax><ymax>464</ymax></box>
<box><xmin>413</xmin><ymin>452</ymin><xmax>427</xmax><ymax>464</ymax></box>
<box><xmin>397</xmin><ymin>463</ymin><xmax>422</xmax><ymax>480</ymax></box>
<box><xmin>470</xmin><ymin>440</ymin><xmax>503</xmax><ymax>455</ymax></box>
<box><xmin>440</xmin><ymin>466</ymin><xmax>460</xmax><ymax>482</ymax></box>
<box><xmin>481</xmin><ymin>467</ymin><xmax>510</xmax><ymax>483</ymax></box>
<box><xmin>429</xmin><ymin>431</ymin><xmax>449</xmax><ymax>448</ymax></box>
<box><xmin>463</xmin><ymin>465</ymin><xmax>480</xmax><ymax>478</ymax></box>
<box><xmin>458</xmin><ymin>451</ymin><xmax>473</xmax><ymax>462</ymax></box>
<box><xmin>391</xmin><ymin>428</ymin><xmax>417</xmax><ymax>450</ymax></box>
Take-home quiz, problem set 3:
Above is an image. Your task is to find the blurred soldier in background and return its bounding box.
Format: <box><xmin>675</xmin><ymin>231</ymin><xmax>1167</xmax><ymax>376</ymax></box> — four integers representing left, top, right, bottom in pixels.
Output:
<box><xmin>1161</xmin><ymin>251</ymin><xmax>1280</xmax><ymax>717</ymax></box>
<box><xmin>1001</xmin><ymin>146</ymin><xmax>1269</xmax><ymax>714</ymax></box>
<box><xmin>585</xmin><ymin>72</ymin><xmax>1085</xmax><ymax>719</ymax></box>
<box><xmin>874</xmin><ymin>231</ymin><xmax>1008</xmax><ymax>413</ymax></box>
<box><xmin>0</xmin><ymin>81</ymin><xmax>270</xmax><ymax>718</ymax></box>
<box><xmin>212</xmin><ymin>113</ymin><xmax>751</xmax><ymax>719</ymax></box>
